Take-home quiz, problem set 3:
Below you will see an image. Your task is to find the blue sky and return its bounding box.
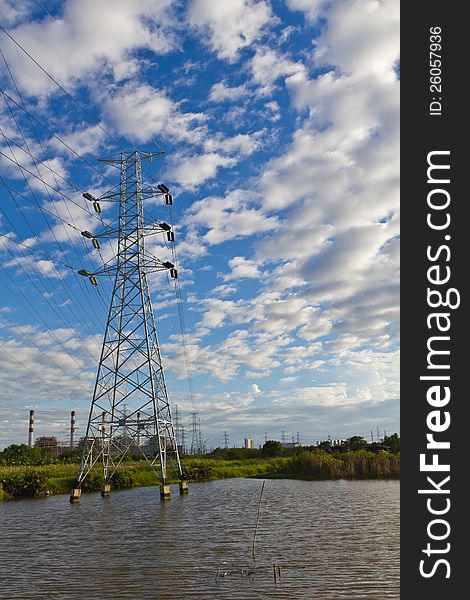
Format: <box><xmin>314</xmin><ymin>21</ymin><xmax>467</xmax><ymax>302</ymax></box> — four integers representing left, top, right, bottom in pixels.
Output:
<box><xmin>0</xmin><ymin>0</ymin><xmax>399</xmax><ymax>449</ymax></box>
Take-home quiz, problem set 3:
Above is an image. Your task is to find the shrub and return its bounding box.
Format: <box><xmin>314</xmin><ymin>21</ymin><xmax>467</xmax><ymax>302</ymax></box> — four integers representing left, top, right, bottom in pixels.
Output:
<box><xmin>182</xmin><ymin>460</ymin><xmax>212</xmax><ymax>480</ymax></box>
<box><xmin>79</xmin><ymin>470</ymin><xmax>103</xmax><ymax>492</ymax></box>
<box><xmin>110</xmin><ymin>468</ymin><xmax>136</xmax><ymax>489</ymax></box>
<box><xmin>1</xmin><ymin>468</ymin><xmax>49</xmax><ymax>497</ymax></box>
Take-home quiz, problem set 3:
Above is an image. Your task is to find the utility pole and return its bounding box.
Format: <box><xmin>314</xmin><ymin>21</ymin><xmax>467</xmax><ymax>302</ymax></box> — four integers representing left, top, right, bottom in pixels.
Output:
<box><xmin>70</xmin><ymin>151</ymin><xmax>187</xmax><ymax>503</ymax></box>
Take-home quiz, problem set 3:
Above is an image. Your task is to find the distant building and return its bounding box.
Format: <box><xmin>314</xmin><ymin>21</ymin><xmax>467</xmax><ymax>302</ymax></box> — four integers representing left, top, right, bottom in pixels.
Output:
<box><xmin>34</xmin><ymin>436</ymin><xmax>64</xmax><ymax>457</ymax></box>
<box><xmin>244</xmin><ymin>437</ymin><xmax>254</xmax><ymax>449</ymax></box>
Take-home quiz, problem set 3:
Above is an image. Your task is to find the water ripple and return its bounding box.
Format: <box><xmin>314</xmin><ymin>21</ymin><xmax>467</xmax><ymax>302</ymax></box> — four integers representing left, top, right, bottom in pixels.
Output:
<box><xmin>0</xmin><ymin>478</ymin><xmax>399</xmax><ymax>599</ymax></box>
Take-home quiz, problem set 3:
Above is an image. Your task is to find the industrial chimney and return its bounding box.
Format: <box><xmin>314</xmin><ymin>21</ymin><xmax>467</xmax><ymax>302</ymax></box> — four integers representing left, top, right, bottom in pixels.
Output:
<box><xmin>70</xmin><ymin>410</ymin><xmax>76</xmax><ymax>449</ymax></box>
<box><xmin>28</xmin><ymin>409</ymin><xmax>34</xmax><ymax>447</ymax></box>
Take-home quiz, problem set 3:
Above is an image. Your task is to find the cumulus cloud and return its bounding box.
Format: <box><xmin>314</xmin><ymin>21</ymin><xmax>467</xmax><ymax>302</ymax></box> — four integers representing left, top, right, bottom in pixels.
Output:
<box><xmin>182</xmin><ymin>189</ymin><xmax>279</xmax><ymax>246</ymax></box>
<box><xmin>222</xmin><ymin>256</ymin><xmax>262</xmax><ymax>281</ymax></box>
<box><xmin>208</xmin><ymin>81</ymin><xmax>249</xmax><ymax>102</ymax></box>
<box><xmin>187</xmin><ymin>0</ymin><xmax>274</xmax><ymax>62</ymax></box>
<box><xmin>250</xmin><ymin>46</ymin><xmax>305</xmax><ymax>95</ymax></box>
<box><xmin>0</xmin><ymin>0</ymin><xmax>400</xmax><ymax>446</ymax></box>
<box><xmin>0</xmin><ymin>0</ymin><xmax>177</xmax><ymax>96</ymax></box>
<box><xmin>104</xmin><ymin>83</ymin><xmax>206</xmax><ymax>144</ymax></box>
<box><xmin>167</xmin><ymin>152</ymin><xmax>235</xmax><ymax>189</ymax></box>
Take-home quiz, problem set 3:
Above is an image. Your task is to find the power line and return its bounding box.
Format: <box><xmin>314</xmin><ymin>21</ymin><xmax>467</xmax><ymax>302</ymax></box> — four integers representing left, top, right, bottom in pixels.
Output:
<box><xmin>0</xmin><ymin>90</ymin><xmax>114</xmax><ymax>186</ymax></box>
<box><xmin>0</xmin><ymin>47</ymin><xmax>109</xmax><ymax>269</ymax></box>
<box><xmin>0</xmin><ymin>173</ymin><xmax>108</xmax><ymax>342</ymax></box>
<box><xmin>0</xmin><ymin>149</ymin><xmax>108</xmax><ymax>227</ymax></box>
<box><xmin>0</xmin><ymin>141</ymin><xmax>109</xmax><ymax>323</ymax></box>
<box><xmin>0</xmin><ymin>231</ymin><xmax>77</xmax><ymax>270</ymax></box>
<box><xmin>0</xmin><ymin>24</ymin><xmax>120</xmax><ymax>147</ymax></box>
<box><xmin>0</xmin><ymin>345</ymin><xmax>76</xmax><ymax>397</ymax></box>
<box><xmin>0</xmin><ymin>311</ymin><xmax>93</xmax><ymax>393</ymax></box>
<box><xmin>0</xmin><ymin>250</ymin><xmax>100</xmax><ymax>372</ymax></box>
<box><xmin>30</xmin><ymin>1</ymin><xmax>167</xmax><ymax>155</ymax></box>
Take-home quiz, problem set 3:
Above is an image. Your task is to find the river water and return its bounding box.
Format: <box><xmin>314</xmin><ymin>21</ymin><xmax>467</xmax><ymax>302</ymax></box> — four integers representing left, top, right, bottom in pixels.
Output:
<box><xmin>0</xmin><ymin>478</ymin><xmax>399</xmax><ymax>599</ymax></box>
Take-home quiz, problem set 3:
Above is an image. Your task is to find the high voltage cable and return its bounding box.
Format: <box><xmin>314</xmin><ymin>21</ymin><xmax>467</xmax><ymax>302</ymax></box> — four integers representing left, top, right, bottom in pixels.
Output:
<box><xmin>1</xmin><ymin>129</ymin><xmax>83</xmax><ymax>194</ymax></box>
<box><xmin>0</xmin><ymin>192</ymin><xmax>105</xmax><ymax>362</ymax></box>
<box><xmin>0</xmin><ymin>69</ymin><xmax>100</xmax><ymax>269</ymax></box>
<box><xmin>31</xmin><ymin>0</ymin><xmax>168</xmax><ymax>156</ymax></box>
<box><xmin>0</xmin><ymin>311</ymin><xmax>93</xmax><ymax>393</ymax></box>
<box><xmin>0</xmin><ymin>24</ymin><xmax>120</xmax><ymax>148</ymax></box>
<box><xmin>0</xmin><ymin>177</ymin><xmax>93</xmax><ymax>237</ymax></box>
<box><xmin>0</xmin><ymin>149</ymin><xmax>108</xmax><ymax>227</ymax></box>
<box><xmin>0</xmin><ymin>126</ymin><xmax>111</xmax><ymax>269</ymax></box>
<box><xmin>0</xmin><ymin>90</ymin><xmax>116</xmax><ymax>272</ymax></box>
<box><xmin>0</xmin><ymin>146</ymin><xmax>108</xmax><ymax>325</ymax></box>
<box><xmin>0</xmin><ymin>230</ymin><xmax>77</xmax><ymax>270</ymax></box>
<box><xmin>0</xmin><ymin>244</ymin><xmax>101</xmax><ymax>368</ymax></box>
<box><xmin>0</xmin><ymin>44</ymin><xmax>112</xmax><ymax>268</ymax></box>
<box><xmin>0</xmin><ymin>90</ymin><xmax>114</xmax><ymax>186</ymax></box>
<box><xmin>162</xmin><ymin>199</ymin><xmax>196</xmax><ymax>408</ymax></box>
<box><xmin>0</xmin><ymin>119</ymin><xmax>111</xmax><ymax>368</ymax></box>
<box><xmin>0</xmin><ymin>345</ymin><xmax>77</xmax><ymax>397</ymax></box>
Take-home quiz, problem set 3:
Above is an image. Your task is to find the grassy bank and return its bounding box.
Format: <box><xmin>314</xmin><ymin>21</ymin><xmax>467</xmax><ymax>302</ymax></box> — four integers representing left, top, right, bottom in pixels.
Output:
<box><xmin>0</xmin><ymin>452</ymin><xmax>399</xmax><ymax>499</ymax></box>
<box><xmin>277</xmin><ymin>450</ymin><xmax>400</xmax><ymax>480</ymax></box>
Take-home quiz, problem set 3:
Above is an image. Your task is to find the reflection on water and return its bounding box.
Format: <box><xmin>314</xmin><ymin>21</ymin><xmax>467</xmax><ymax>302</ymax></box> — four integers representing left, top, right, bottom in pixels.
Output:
<box><xmin>0</xmin><ymin>478</ymin><xmax>399</xmax><ymax>599</ymax></box>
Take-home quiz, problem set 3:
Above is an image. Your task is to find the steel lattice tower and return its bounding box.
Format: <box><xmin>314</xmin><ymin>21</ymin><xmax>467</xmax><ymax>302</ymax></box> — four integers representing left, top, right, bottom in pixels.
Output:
<box><xmin>70</xmin><ymin>151</ymin><xmax>188</xmax><ymax>502</ymax></box>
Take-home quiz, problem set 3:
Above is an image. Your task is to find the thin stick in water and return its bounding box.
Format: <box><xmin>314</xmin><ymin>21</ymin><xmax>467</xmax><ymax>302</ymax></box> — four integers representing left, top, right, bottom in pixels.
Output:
<box><xmin>252</xmin><ymin>480</ymin><xmax>266</xmax><ymax>561</ymax></box>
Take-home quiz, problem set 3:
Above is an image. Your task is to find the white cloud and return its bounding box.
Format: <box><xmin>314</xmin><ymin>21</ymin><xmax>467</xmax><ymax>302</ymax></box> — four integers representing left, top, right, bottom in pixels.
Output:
<box><xmin>222</xmin><ymin>256</ymin><xmax>262</xmax><ymax>281</ymax></box>
<box><xmin>250</xmin><ymin>46</ymin><xmax>305</xmax><ymax>95</ymax></box>
<box><xmin>285</xmin><ymin>0</ymin><xmax>326</xmax><ymax>22</ymax></box>
<box><xmin>0</xmin><ymin>0</ymin><xmax>178</xmax><ymax>96</ymax></box>
<box><xmin>188</xmin><ymin>0</ymin><xmax>274</xmax><ymax>62</ymax></box>
<box><xmin>204</xmin><ymin>132</ymin><xmax>262</xmax><ymax>157</ymax></box>
<box><xmin>312</xmin><ymin>0</ymin><xmax>400</xmax><ymax>76</ymax></box>
<box><xmin>208</xmin><ymin>81</ymin><xmax>249</xmax><ymax>102</ymax></box>
<box><xmin>167</xmin><ymin>152</ymin><xmax>235</xmax><ymax>189</ymax></box>
<box><xmin>48</xmin><ymin>124</ymin><xmax>106</xmax><ymax>157</ymax></box>
<box><xmin>182</xmin><ymin>189</ymin><xmax>279</xmax><ymax>246</ymax></box>
<box><xmin>104</xmin><ymin>83</ymin><xmax>206</xmax><ymax>144</ymax></box>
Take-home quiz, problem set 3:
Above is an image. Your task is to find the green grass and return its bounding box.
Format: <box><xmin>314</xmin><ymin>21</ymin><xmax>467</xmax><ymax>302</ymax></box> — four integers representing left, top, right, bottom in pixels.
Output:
<box><xmin>0</xmin><ymin>452</ymin><xmax>399</xmax><ymax>499</ymax></box>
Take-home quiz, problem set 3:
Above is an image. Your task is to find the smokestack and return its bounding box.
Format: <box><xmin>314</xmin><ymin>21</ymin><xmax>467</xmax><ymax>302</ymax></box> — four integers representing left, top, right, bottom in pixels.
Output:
<box><xmin>28</xmin><ymin>409</ymin><xmax>34</xmax><ymax>447</ymax></box>
<box><xmin>70</xmin><ymin>410</ymin><xmax>76</xmax><ymax>449</ymax></box>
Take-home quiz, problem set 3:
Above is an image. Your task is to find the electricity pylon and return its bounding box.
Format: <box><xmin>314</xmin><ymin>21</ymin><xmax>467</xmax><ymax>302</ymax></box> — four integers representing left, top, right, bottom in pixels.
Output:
<box><xmin>69</xmin><ymin>151</ymin><xmax>188</xmax><ymax>502</ymax></box>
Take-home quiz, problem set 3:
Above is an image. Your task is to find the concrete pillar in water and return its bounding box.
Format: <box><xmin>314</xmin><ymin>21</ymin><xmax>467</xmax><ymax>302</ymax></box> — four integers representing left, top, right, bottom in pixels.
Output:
<box><xmin>160</xmin><ymin>484</ymin><xmax>171</xmax><ymax>500</ymax></box>
<box><xmin>101</xmin><ymin>484</ymin><xmax>111</xmax><ymax>497</ymax></box>
<box><xmin>69</xmin><ymin>488</ymin><xmax>81</xmax><ymax>503</ymax></box>
<box><xmin>179</xmin><ymin>480</ymin><xmax>189</xmax><ymax>494</ymax></box>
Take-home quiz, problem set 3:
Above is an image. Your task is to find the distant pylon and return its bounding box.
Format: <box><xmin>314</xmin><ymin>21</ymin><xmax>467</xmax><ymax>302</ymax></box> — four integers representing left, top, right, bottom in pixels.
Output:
<box><xmin>71</xmin><ymin>151</ymin><xmax>186</xmax><ymax>502</ymax></box>
<box><xmin>174</xmin><ymin>405</ymin><xmax>186</xmax><ymax>454</ymax></box>
<box><xmin>190</xmin><ymin>412</ymin><xmax>203</xmax><ymax>455</ymax></box>
<box><xmin>180</xmin><ymin>424</ymin><xmax>187</xmax><ymax>455</ymax></box>
<box><xmin>223</xmin><ymin>431</ymin><xmax>229</xmax><ymax>449</ymax></box>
